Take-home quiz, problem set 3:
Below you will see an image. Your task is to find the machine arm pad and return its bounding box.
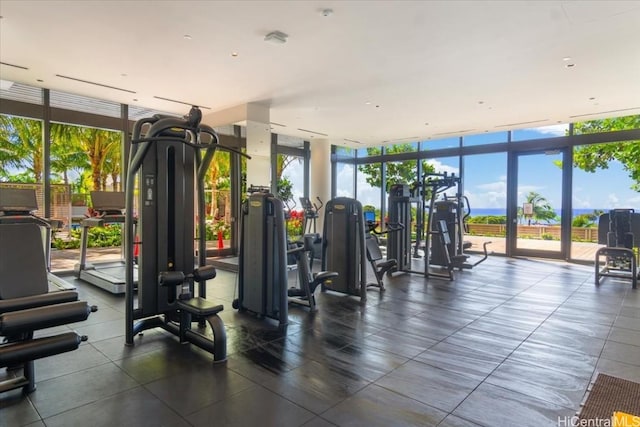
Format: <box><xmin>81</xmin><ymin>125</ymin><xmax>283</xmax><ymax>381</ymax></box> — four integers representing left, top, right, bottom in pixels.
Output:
<box><xmin>0</xmin><ymin>290</ymin><xmax>78</xmax><ymax>313</ymax></box>
<box><xmin>0</xmin><ymin>301</ymin><xmax>97</xmax><ymax>336</ymax></box>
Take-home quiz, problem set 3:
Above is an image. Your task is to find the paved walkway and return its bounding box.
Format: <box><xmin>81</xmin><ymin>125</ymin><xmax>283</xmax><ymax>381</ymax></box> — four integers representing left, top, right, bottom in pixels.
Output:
<box><xmin>464</xmin><ymin>236</ymin><xmax>601</xmax><ymax>262</ymax></box>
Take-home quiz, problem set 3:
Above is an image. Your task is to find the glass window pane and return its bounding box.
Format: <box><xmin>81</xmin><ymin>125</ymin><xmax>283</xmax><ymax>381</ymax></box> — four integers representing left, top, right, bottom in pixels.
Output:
<box><xmin>571</xmin><ymin>141</ymin><xmax>640</xmax><ymax>261</ymax></box>
<box><xmin>463</xmin><ymin>131</ymin><xmax>508</xmax><ymax>147</ymax></box>
<box><xmin>463</xmin><ymin>153</ymin><xmax>507</xmax><ymax>254</ymax></box>
<box><xmin>386</xmin><ymin>142</ymin><xmax>418</xmax><ymax>153</ymax></box>
<box><xmin>512</xmin><ymin>124</ymin><xmax>569</xmax><ymax>141</ymax></box>
<box><xmin>49</xmin><ymin>122</ymin><xmax>123</xmax><ymax>269</ymax></box>
<box><xmin>0</xmin><ymin>114</ymin><xmax>43</xmax><ymax>183</ymax></box>
<box><xmin>336</xmin><ymin>162</ymin><xmax>354</xmax><ymax>198</ymax></box>
<box><xmin>357</xmin><ymin>162</ymin><xmax>382</xmax><ymax>219</ymax></box>
<box><xmin>421</xmin><ymin>137</ymin><xmax>459</xmax><ymax>150</ymax></box>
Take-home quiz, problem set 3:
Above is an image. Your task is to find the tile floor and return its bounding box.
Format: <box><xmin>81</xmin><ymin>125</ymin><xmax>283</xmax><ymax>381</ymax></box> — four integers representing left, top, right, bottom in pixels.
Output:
<box><xmin>1</xmin><ymin>256</ymin><xmax>639</xmax><ymax>427</ymax></box>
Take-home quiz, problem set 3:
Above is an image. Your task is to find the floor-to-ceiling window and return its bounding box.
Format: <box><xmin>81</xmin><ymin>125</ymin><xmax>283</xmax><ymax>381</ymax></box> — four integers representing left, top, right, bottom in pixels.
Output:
<box><xmin>332</xmin><ymin>116</ymin><xmax>640</xmax><ymax>263</ymax></box>
<box><xmin>463</xmin><ymin>152</ymin><xmax>507</xmax><ymax>255</ymax></box>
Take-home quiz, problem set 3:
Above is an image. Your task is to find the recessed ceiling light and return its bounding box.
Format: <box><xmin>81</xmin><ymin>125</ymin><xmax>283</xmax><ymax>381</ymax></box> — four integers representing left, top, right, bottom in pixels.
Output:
<box><xmin>365</xmin><ymin>101</ymin><xmax>371</xmax><ymax>105</ymax></box>
<box><xmin>231</xmin><ymin>52</ymin><xmax>238</xmax><ymax>57</ymax></box>
<box><xmin>425</xmin><ymin>122</ymin><xmax>429</xmax><ymax>126</ymax></box>
<box><xmin>478</xmin><ymin>101</ymin><xmax>484</xmax><ymax>105</ymax></box>
<box><xmin>184</xmin><ymin>35</ymin><xmax>192</xmax><ymax>40</ymax></box>
<box><xmin>321</xmin><ymin>8</ymin><xmax>333</xmax><ymax>17</ymax></box>
<box><xmin>589</xmin><ymin>97</ymin><xmax>596</xmax><ymax>100</ymax></box>
<box><xmin>562</xmin><ymin>56</ymin><xmax>572</xmax><ymax>61</ymax></box>
<box><xmin>121</xmin><ymin>73</ymin><xmax>127</xmax><ymax>77</ymax></box>
<box><xmin>565</xmin><ymin>63</ymin><xmax>576</xmax><ymax>68</ymax></box>
<box><xmin>133</xmin><ymin>98</ymin><xmax>138</xmax><ymax>101</ymax></box>
<box><xmin>36</xmin><ymin>79</ymin><xmax>43</xmax><ymax>82</ymax></box>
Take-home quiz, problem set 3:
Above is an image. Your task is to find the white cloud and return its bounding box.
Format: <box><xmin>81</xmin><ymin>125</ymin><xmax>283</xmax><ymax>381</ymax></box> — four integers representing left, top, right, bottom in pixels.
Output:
<box><xmin>522</xmin><ymin>124</ymin><xmax>569</xmax><ymax>136</ymax></box>
<box><xmin>426</xmin><ymin>159</ymin><xmax>459</xmax><ymax>176</ymax></box>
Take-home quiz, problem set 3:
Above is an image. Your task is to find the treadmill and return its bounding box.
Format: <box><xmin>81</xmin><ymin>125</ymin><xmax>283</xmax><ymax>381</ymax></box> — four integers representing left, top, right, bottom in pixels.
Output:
<box><xmin>74</xmin><ymin>191</ymin><xmax>137</xmax><ymax>294</ymax></box>
<box><xmin>0</xmin><ymin>187</ymin><xmax>76</xmax><ymax>291</ymax></box>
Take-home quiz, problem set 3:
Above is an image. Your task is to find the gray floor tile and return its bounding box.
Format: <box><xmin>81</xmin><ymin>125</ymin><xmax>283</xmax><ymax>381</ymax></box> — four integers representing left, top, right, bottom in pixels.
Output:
<box><xmin>453</xmin><ymin>382</ymin><xmax>575</xmax><ymax>427</ymax></box>
<box><xmin>485</xmin><ymin>358</ymin><xmax>590</xmax><ymax>408</ymax></box>
<box><xmin>510</xmin><ymin>340</ymin><xmax>598</xmax><ymax>380</ymax></box>
<box><xmin>42</xmin><ymin>386</ymin><xmax>190</xmax><ymax>427</ymax></box>
<box><xmin>187</xmin><ymin>385</ymin><xmax>315</xmax><ymax>427</ymax></box>
<box><xmin>376</xmin><ymin>360</ymin><xmax>481</xmax><ymax>413</ymax></box>
<box><xmin>323</xmin><ymin>383</ymin><xmax>447</xmax><ymax>427</ymax></box>
<box><xmin>600</xmin><ymin>341</ymin><xmax>640</xmax><ymax>367</ymax></box>
<box><xmin>592</xmin><ymin>357</ymin><xmax>640</xmax><ymax>383</ymax></box>
<box><xmin>414</xmin><ymin>341</ymin><xmax>505</xmax><ymax>381</ymax></box>
<box><xmin>145</xmin><ymin>365</ymin><xmax>255</xmax><ymax>416</ymax></box>
<box><xmin>28</xmin><ymin>362</ymin><xmax>139</xmax><ymax>419</ymax></box>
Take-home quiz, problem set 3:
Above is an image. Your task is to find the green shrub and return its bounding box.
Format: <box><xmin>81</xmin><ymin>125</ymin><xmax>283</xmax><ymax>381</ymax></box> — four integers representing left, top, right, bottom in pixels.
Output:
<box><xmin>52</xmin><ymin>225</ymin><xmax>122</xmax><ymax>250</ymax></box>
<box><xmin>467</xmin><ymin>215</ymin><xmax>507</xmax><ymax>224</ymax></box>
<box><xmin>541</xmin><ymin>233</ymin><xmax>554</xmax><ymax>240</ymax></box>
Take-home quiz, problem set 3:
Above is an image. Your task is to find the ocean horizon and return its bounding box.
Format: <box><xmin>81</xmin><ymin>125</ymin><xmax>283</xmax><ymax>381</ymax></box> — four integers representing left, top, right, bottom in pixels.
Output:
<box><xmin>470</xmin><ymin>208</ymin><xmax>607</xmax><ymax>219</ymax></box>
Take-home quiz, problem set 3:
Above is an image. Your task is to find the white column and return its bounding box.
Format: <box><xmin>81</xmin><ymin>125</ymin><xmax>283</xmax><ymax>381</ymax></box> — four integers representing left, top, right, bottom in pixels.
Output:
<box><xmin>310</xmin><ymin>139</ymin><xmax>332</xmax><ymax>232</ymax></box>
<box><xmin>202</xmin><ymin>103</ymin><xmax>272</xmax><ymax>189</ymax></box>
<box><xmin>245</xmin><ymin>104</ymin><xmax>271</xmax><ymax>188</ymax></box>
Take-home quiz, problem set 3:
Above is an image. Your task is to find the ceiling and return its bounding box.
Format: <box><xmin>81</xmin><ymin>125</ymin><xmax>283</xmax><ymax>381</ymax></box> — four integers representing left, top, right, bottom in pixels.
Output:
<box><xmin>1</xmin><ymin>1</ymin><xmax>639</xmax><ymax>147</ymax></box>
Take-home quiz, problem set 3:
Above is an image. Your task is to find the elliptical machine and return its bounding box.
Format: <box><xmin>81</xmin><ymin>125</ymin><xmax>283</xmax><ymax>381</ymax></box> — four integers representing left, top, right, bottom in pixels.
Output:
<box><xmin>420</xmin><ymin>172</ymin><xmax>490</xmax><ymax>280</ymax></box>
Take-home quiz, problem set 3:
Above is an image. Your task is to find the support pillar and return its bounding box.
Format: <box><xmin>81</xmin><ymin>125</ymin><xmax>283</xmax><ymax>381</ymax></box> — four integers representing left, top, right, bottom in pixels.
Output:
<box><xmin>203</xmin><ymin>103</ymin><xmax>271</xmax><ymax>189</ymax></box>
<box><xmin>310</xmin><ymin>139</ymin><xmax>332</xmax><ymax>232</ymax></box>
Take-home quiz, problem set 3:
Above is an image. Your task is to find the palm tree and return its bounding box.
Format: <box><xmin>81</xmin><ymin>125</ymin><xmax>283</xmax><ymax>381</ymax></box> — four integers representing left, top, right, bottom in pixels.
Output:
<box><xmin>524</xmin><ymin>191</ymin><xmax>557</xmax><ymax>225</ymax></box>
<box><xmin>0</xmin><ymin>115</ymin><xmax>43</xmax><ymax>182</ymax></box>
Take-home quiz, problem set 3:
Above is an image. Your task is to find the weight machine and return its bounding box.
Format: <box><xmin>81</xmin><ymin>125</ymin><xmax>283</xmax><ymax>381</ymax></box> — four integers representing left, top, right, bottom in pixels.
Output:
<box><xmin>595</xmin><ymin>209</ymin><xmax>639</xmax><ymax>289</ymax></box>
<box><xmin>363</xmin><ymin>211</ymin><xmax>402</xmax><ymax>290</ymax></box>
<box><xmin>321</xmin><ymin>197</ymin><xmax>368</xmax><ymax>303</ymax></box>
<box><xmin>386</xmin><ymin>184</ymin><xmax>421</xmax><ymax>273</ymax></box>
<box><xmin>124</xmin><ymin>106</ymin><xmax>246</xmax><ymax>363</ymax></box>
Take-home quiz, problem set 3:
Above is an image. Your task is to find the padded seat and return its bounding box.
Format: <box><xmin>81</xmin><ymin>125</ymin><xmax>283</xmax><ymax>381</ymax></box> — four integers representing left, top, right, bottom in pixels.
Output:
<box><xmin>176</xmin><ymin>297</ymin><xmax>224</xmax><ymax>317</ymax></box>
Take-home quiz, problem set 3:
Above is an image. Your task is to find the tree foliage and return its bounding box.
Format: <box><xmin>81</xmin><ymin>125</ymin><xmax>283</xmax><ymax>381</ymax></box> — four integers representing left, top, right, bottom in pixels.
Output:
<box><xmin>0</xmin><ymin>115</ymin><xmax>43</xmax><ymax>182</ymax></box>
<box><xmin>572</xmin><ymin>115</ymin><xmax>640</xmax><ymax>191</ymax></box>
<box><xmin>357</xmin><ymin>144</ymin><xmax>435</xmax><ymax>190</ymax></box>
<box><xmin>0</xmin><ymin>115</ymin><xmax>122</xmax><ymax>192</ymax></box>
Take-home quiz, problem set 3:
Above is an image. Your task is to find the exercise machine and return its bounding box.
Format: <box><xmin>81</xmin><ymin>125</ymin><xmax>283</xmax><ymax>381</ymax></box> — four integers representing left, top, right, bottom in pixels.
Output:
<box><xmin>0</xmin><ymin>187</ymin><xmax>75</xmax><ymax>291</ymax></box>
<box><xmin>595</xmin><ymin>209</ymin><xmax>639</xmax><ymax>289</ymax></box>
<box><xmin>287</xmin><ymin>234</ymin><xmax>338</xmax><ymax>311</ymax></box>
<box><xmin>419</xmin><ymin>173</ymin><xmax>490</xmax><ymax>280</ymax></box>
<box><xmin>300</xmin><ymin>196</ymin><xmax>323</xmax><ymax>235</ymax></box>
<box><xmin>74</xmin><ymin>191</ymin><xmax>137</xmax><ymax>294</ymax></box>
<box><xmin>387</xmin><ymin>183</ymin><xmax>421</xmax><ymax>273</ymax></box>
<box><xmin>363</xmin><ymin>212</ymin><xmax>401</xmax><ymax>290</ymax></box>
<box><xmin>299</xmin><ymin>196</ymin><xmax>324</xmax><ymax>262</ymax></box>
<box><xmin>321</xmin><ymin>197</ymin><xmax>368</xmax><ymax>303</ymax></box>
<box><xmin>124</xmin><ymin>106</ymin><xmax>238</xmax><ymax>363</ymax></box>
<box><xmin>1</xmin><ymin>222</ymin><xmax>97</xmax><ymax>395</ymax></box>
<box><xmin>234</xmin><ymin>192</ymin><xmax>289</xmax><ymax>328</ymax></box>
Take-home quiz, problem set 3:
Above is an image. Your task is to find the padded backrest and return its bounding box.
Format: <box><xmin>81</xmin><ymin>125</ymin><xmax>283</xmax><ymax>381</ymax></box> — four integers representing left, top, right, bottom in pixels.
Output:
<box><xmin>0</xmin><ymin>223</ymin><xmax>49</xmax><ymax>299</ymax></box>
<box><xmin>365</xmin><ymin>234</ymin><xmax>383</xmax><ymax>262</ymax></box>
<box><xmin>0</xmin><ymin>188</ymin><xmax>38</xmax><ymax>213</ymax></box>
<box><xmin>597</xmin><ymin>214</ymin><xmax>609</xmax><ymax>245</ymax></box>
